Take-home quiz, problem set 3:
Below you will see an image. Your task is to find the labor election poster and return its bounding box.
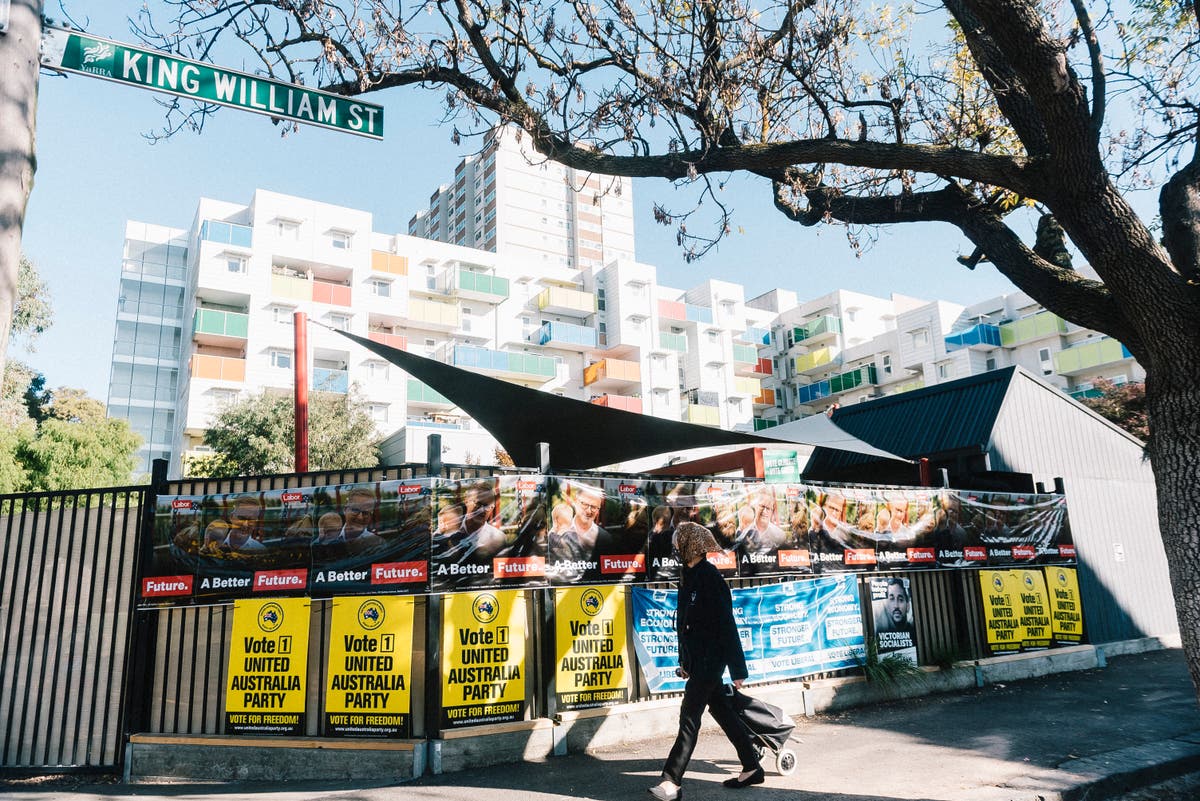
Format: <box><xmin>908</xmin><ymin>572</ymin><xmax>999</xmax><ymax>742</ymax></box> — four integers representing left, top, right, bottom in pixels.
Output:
<box><xmin>1014</xmin><ymin>568</ymin><xmax>1052</xmax><ymax>650</ymax></box>
<box><xmin>870</xmin><ymin>576</ymin><xmax>918</xmax><ymax>664</ymax></box>
<box><xmin>978</xmin><ymin>571</ymin><xmax>1026</xmax><ymax>655</ymax></box>
<box><xmin>1046</xmin><ymin>566</ymin><xmax>1085</xmax><ymax>645</ymax></box>
<box><xmin>225</xmin><ymin>597</ymin><xmax>310</xmax><ymax>735</ymax></box>
<box><xmin>324</xmin><ymin>596</ymin><xmax>415</xmax><ymax>738</ymax></box>
<box><xmin>440</xmin><ymin>590</ymin><xmax>527</xmax><ymax>728</ymax></box>
<box><xmin>554</xmin><ymin>587</ymin><xmax>630</xmax><ymax>710</ymax></box>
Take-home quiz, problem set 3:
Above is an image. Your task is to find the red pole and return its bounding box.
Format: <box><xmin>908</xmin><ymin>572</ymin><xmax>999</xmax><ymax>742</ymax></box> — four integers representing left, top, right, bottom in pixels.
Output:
<box><xmin>918</xmin><ymin>457</ymin><xmax>931</xmax><ymax>487</ymax></box>
<box><xmin>293</xmin><ymin>311</ymin><xmax>309</xmax><ymax>473</ymax></box>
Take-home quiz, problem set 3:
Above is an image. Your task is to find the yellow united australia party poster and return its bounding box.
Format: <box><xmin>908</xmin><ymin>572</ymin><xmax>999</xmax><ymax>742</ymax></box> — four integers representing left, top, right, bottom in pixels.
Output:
<box><xmin>1046</xmin><ymin>566</ymin><xmax>1085</xmax><ymax>645</ymax></box>
<box><xmin>978</xmin><ymin>571</ymin><xmax>1026</xmax><ymax>656</ymax></box>
<box><xmin>554</xmin><ymin>587</ymin><xmax>630</xmax><ymax>710</ymax></box>
<box><xmin>1014</xmin><ymin>568</ymin><xmax>1052</xmax><ymax>650</ymax></box>
<box><xmin>441</xmin><ymin>590</ymin><xmax>526</xmax><ymax>729</ymax></box>
<box><xmin>325</xmin><ymin>596</ymin><xmax>415</xmax><ymax>738</ymax></box>
<box><xmin>225</xmin><ymin>598</ymin><xmax>310</xmax><ymax>735</ymax></box>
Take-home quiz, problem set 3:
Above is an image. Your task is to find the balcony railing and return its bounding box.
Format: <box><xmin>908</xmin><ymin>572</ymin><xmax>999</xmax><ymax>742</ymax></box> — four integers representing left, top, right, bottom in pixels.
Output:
<box><xmin>753</xmin><ymin>418</ymin><xmax>779</xmax><ymax>431</ymax></box>
<box><xmin>537</xmin><ymin>286</ymin><xmax>595</xmax><ymax>315</ymax></box>
<box><xmin>738</xmin><ymin>326</ymin><xmax>770</xmax><ymax>345</ymax></box>
<box><xmin>1069</xmin><ymin>387</ymin><xmax>1105</xmax><ymax>401</ymax></box>
<box><xmin>368</xmin><ymin>331</ymin><xmax>408</xmax><ymax>350</ymax></box>
<box><xmin>753</xmin><ymin>388</ymin><xmax>776</xmax><ymax>407</ymax></box>
<box><xmin>890</xmin><ymin>377</ymin><xmax>926</xmax><ymax>394</ymax></box>
<box><xmin>685</xmin><ymin>304</ymin><xmax>713</xmax><ymax>324</ymax></box>
<box><xmin>193</xmin><ymin>308</ymin><xmax>248</xmax><ymax>339</ymax></box>
<box><xmin>657</xmin><ymin>299</ymin><xmax>686</xmax><ymax>321</ymax></box>
<box><xmin>312</xmin><ymin>280</ymin><xmax>352</xmax><ymax>306</ymax></box>
<box><xmin>945</xmin><ymin>323</ymin><xmax>1002</xmax><ymax>351</ymax></box>
<box><xmin>408</xmin><ymin>298</ymin><xmax>461</xmax><ymax>329</ymax></box>
<box><xmin>190</xmin><ymin>354</ymin><xmax>245</xmax><ymax>382</ymax></box>
<box><xmin>371</xmin><ymin>251</ymin><xmax>408</xmax><ymax>275</ymax></box>
<box><xmin>1053</xmin><ymin>338</ymin><xmax>1133</xmax><ymax>376</ymax></box>
<box><xmin>794</xmin><ymin>347</ymin><xmax>836</xmax><ymax>374</ymax></box>
<box><xmin>732</xmin><ymin>343</ymin><xmax>758</xmax><ymax>364</ymax></box>
<box><xmin>312</xmin><ymin>367</ymin><xmax>349</xmax><ymax>394</ymax></box>
<box><xmin>733</xmin><ymin>376</ymin><xmax>762</xmax><ymax>397</ymax></box>
<box><xmin>200</xmin><ymin>219</ymin><xmax>252</xmax><ymax>248</ymax></box>
<box><xmin>271</xmin><ymin>273</ymin><xmax>310</xmax><ymax>301</ymax></box>
<box><xmin>686</xmin><ymin>404</ymin><xmax>720</xmax><ymax>426</ymax></box>
<box><xmin>1000</xmin><ymin>311</ymin><xmax>1067</xmax><ymax>346</ymax></box>
<box><xmin>584</xmin><ymin>358</ymin><xmax>641</xmax><ymax>386</ymax></box>
<box><xmin>796</xmin><ymin>364</ymin><xmax>878</xmax><ymax>405</ymax></box>
<box><xmin>407</xmin><ymin>379</ymin><xmax>453</xmax><ymax>406</ymax></box>
<box><xmin>658</xmin><ymin>332</ymin><xmax>688</xmax><ymax>352</ymax></box>
<box><xmin>457</xmin><ymin>269</ymin><xmax>510</xmax><ymax>301</ymax></box>
<box><xmin>533</xmin><ymin>321</ymin><xmax>597</xmax><ymax>349</ymax></box>
<box><xmin>453</xmin><ymin>345</ymin><xmax>557</xmax><ymax>379</ymax></box>
<box><xmin>794</xmin><ymin>315</ymin><xmax>841</xmax><ymax>345</ymax></box>
<box><xmin>590</xmin><ymin>395</ymin><xmax>643</xmax><ymax>414</ymax></box>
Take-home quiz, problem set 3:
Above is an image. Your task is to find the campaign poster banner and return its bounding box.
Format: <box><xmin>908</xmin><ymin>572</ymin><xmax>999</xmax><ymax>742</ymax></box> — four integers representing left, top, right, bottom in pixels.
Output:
<box><xmin>554</xmin><ymin>587</ymin><xmax>630</xmax><ymax>710</ymax></box>
<box><xmin>1046</xmin><ymin>566</ymin><xmax>1084</xmax><ymax>645</ymax></box>
<box><xmin>545</xmin><ymin>477</ymin><xmax>650</xmax><ymax>585</ymax></box>
<box><xmin>143</xmin><ymin>478</ymin><xmax>436</xmax><ymax>605</ymax></box>
<box><xmin>978</xmin><ymin>570</ymin><xmax>1026</xmax><ymax>655</ymax></box>
<box><xmin>430</xmin><ymin>476</ymin><xmax>547</xmax><ymax>592</ymax></box>
<box><xmin>732</xmin><ymin>484</ymin><xmax>812</xmax><ymax>577</ymax></box>
<box><xmin>870</xmin><ymin>576</ymin><xmax>917</xmax><ymax>663</ymax></box>
<box><xmin>324</xmin><ymin>596</ymin><xmax>415</xmax><ymax>738</ymax></box>
<box><xmin>225</xmin><ymin>597</ymin><xmax>310</xmax><ymax>735</ymax></box>
<box><xmin>630</xmin><ymin>577</ymin><xmax>865</xmax><ymax>693</ymax></box>
<box><xmin>955</xmin><ymin>492</ymin><xmax>1074</xmax><ymax>567</ymax></box>
<box><xmin>441</xmin><ymin>590</ymin><xmax>527</xmax><ymax>728</ymax></box>
<box><xmin>1014</xmin><ymin>568</ymin><xmax>1052</xmax><ymax>650</ymax></box>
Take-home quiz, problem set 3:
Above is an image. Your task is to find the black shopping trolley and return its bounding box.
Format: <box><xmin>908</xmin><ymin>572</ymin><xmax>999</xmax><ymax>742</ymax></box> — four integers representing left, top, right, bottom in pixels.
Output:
<box><xmin>726</xmin><ymin>685</ymin><xmax>799</xmax><ymax>776</ymax></box>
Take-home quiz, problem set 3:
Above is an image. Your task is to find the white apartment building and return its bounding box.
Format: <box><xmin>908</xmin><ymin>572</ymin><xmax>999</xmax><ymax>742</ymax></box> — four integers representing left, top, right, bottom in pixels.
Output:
<box><xmin>108</xmin><ymin>186</ymin><xmax>1144</xmax><ymax>478</ymax></box>
<box><xmin>408</xmin><ymin>127</ymin><xmax>636</xmax><ymax>274</ymax></box>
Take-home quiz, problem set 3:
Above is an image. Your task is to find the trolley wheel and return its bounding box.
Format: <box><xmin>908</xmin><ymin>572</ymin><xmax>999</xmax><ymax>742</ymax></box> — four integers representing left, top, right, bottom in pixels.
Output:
<box><xmin>775</xmin><ymin>748</ymin><xmax>797</xmax><ymax>776</ymax></box>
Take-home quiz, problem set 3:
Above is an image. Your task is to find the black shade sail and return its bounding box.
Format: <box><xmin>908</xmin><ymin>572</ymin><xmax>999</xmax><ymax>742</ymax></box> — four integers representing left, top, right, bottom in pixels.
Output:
<box><xmin>339</xmin><ymin>331</ymin><xmax>909</xmax><ymax>470</ymax></box>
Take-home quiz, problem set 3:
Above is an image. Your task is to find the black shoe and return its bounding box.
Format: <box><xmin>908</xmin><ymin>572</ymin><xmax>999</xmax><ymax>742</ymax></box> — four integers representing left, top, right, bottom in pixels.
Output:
<box><xmin>723</xmin><ymin>767</ymin><xmax>765</xmax><ymax>789</ymax></box>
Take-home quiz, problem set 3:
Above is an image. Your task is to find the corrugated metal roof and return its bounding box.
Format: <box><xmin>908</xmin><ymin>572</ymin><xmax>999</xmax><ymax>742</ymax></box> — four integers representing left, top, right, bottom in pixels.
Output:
<box><xmin>804</xmin><ymin>367</ymin><xmax>1017</xmax><ymax>472</ymax></box>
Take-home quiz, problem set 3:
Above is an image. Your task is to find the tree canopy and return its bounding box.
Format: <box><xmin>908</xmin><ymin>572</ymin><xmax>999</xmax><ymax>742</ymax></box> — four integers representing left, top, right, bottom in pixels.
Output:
<box><xmin>188</xmin><ymin>389</ymin><xmax>381</xmax><ymax>477</ymax></box>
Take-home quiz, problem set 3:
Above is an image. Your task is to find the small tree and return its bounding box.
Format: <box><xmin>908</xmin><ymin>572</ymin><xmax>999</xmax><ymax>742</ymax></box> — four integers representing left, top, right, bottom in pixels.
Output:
<box><xmin>189</xmin><ymin>390</ymin><xmax>381</xmax><ymax>477</ymax></box>
<box><xmin>1082</xmin><ymin>381</ymin><xmax>1149</xmax><ymax>442</ymax></box>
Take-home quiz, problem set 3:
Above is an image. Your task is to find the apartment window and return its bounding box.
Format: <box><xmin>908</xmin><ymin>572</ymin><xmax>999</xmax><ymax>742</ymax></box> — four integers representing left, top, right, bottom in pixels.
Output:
<box><xmin>937</xmin><ymin>362</ymin><xmax>954</xmax><ymax>380</ymax></box>
<box><xmin>461</xmin><ymin>307</ymin><xmax>473</xmax><ymax>332</ymax></box>
<box><xmin>424</xmin><ymin>338</ymin><xmax>436</xmax><ymax>358</ymax></box>
<box><xmin>654</xmin><ymin>388</ymin><xmax>669</xmax><ymax>402</ymax></box>
<box><xmin>327</xmin><ymin>313</ymin><xmax>351</xmax><ymax>331</ymax></box>
<box><xmin>846</xmin><ymin>309</ymin><xmax>858</xmax><ymax>322</ymax></box>
<box><xmin>330</xmin><ymin>230</ymin><xmax>353</xmax><ymax>250</ymax></box>
<box><xmin>271</xmin><ymin>305</ymin><xmax>295</xmax><ymax>325</ymax></box>
<box><xmin>598</xmin><ymin>321</ymin><xmax>607</xmax><ymax>347</ymax></box>
<box><xmin>1039</xmin><ymin>347</ymin><xmax>1053</xmax><ymax>376</ymax></box>
<box><xmin>365</xmin><ymin>360</ymin><xmax>390</xmax><ymax>380</ymax></box>
<box><xmin>882</xmin><ymin>354</ymin><xmax>893</xmax><ymax>375</ymax></box>
<box><xmin>986</xmin><ymin>356</ymin><xmax>997</xmax><ymax>371</ymax></box>
<box><xmin>276</xmin><ymin>219</ymin><xmax>300</xmax><ymax>239</ymax></box>
<box><xmin>270</xmin><ymin>349</ymin><xmax>293</xmax><ymax>369</ymax></box>
<box><xmin>597</xmin><ymin>288</ymin><xmax>606</xmax><ymax>312</ymax></box>
<box><xmin>426</xmin><ymin>264</ymin><xmax>437</xmax><ymax>291</ymax></box>
<box><xmin>367</xmin><ymin>403</ymin><xmax>389</xmax><ymax>423</ymax></box>
<box><xmin>910</xmin><ymin>328</ymin><xmax>930</xmax><ymax>347</ymax></box>
<box><xmin>211</xmin><ymin>388</ymin><xmax>239</xmax><ymax>404</ymax></box>
<box><xmin>707</xmin><ymin>330</ymin><xmax>720</xmax><ymax>343</ymax></box>
<box><xmin>225</xmin><ymin>254</ymin><xmax>247</xmax><ymax>274</ymax></box>
<box><xmin>369</xmin><ymin>279</ymin><xmax>392</xmax><ymax>297</ymax></box>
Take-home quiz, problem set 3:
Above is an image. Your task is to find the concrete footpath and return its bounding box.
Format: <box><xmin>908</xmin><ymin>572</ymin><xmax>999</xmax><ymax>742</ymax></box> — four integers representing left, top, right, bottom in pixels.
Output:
<box><xmin>5</xmin><ymin>648</ymin><xmax>1200</xmax><ymax>801</ymax></box>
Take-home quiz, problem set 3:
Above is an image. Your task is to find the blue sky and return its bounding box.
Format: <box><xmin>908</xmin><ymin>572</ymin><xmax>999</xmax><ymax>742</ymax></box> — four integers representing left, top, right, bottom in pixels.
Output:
<box><xmin>15</xmin><ymin>10</ymin><xmax>1028</xmax><ymax>401</ymax></box>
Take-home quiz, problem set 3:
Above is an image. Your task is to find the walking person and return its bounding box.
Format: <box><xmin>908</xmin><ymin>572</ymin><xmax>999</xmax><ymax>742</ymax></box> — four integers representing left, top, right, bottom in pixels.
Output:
<box><xmin>649</xmin><ymin>523</ymin><xmax>763</xmax><ymax>801</ymax></box>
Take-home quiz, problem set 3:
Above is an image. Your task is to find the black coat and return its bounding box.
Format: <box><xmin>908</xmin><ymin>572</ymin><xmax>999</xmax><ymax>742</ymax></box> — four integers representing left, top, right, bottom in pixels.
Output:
<box><xmin>676</xmin><ymin>559</ymin><xmax>748</xmax><ymax>682</ymax></box>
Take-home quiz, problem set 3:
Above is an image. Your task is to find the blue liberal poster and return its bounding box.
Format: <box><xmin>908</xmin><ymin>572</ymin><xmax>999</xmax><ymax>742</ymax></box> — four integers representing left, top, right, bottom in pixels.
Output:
<box><xmin>630</xmin><ymin>576</ymin><xmax>866</xmax><ymax>693</ymax></box>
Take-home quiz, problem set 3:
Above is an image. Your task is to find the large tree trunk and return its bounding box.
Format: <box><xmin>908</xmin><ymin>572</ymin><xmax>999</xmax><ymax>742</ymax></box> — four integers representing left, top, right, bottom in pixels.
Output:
<box><xmin>1146</xmin><ymin>358</ymin><xmax>1200</xmax><ymax>695</ymax></box>
<box><xmin>0</xmin><ymin>0</ymin><xmax>42</xmax><ymax>379</ymax></box>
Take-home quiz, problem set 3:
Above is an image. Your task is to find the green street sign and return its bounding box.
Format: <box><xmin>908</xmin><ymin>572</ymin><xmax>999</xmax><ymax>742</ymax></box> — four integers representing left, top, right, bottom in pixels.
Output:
<box><xmin>763</xmin><ymin>449</ymin><xmax>801</xmax><ymax>484</ymax></box>
<box><xmin>41</xmin><ymin>26</ymin><xmax>383</xmax><ymax>139</ymax></box>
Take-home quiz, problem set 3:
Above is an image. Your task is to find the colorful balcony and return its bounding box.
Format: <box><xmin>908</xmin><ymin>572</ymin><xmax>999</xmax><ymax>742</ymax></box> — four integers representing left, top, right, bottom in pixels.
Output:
<box><xmin>794</xmin><ymin>315</ymin><xmax>841</xmax><ymax>346</ymax></box>
<box><xmin>732</xmin><ymin>343</ymin><xmax>758</xmax><ymax>364</ymax></box>
<box><xmin>590</xmin><ymin>394</ymin><xmax>643</xmax><ymax>414</ymax></box>
<box><xmin>733</xmin><ymin>345</ymin><xmax>772</xmax><ymax>377</ymax></box>
<box><xmin>658</xmin><ymin>332</ymin><xmax>688</xmax><ymax>353</ymax></box>
<box><xmin>753</xmin><ymin>388</ymin><xmax>776</xmax><ymax>409</ymax></box>
<box><xmin>753</xmin><ymin>417</ymin><xmax>779</xmax><ymax>431</ymax></box>
<box><xmin>200</xmin><ymin>219</ymin><xmax>252</xmax><ymax>248</ymax></box>
<box><xmin>271</xmin><ymin>273</ymin><xmax>310</xmax><ymax>301</ymax></box>
<box><xmin>686</xmin><ymin>404</ymin><xmax>720</xmax><ymax>426</ymax></box>
<box><xmin>407</xmin><ymin>298</ymin><xmax>461</xmax><ymax>331</ymax></box>
<box><xmin>312</xmin><ymin>280</ymin><xmax>351</xmax><ymax>307</ymax></box>
<box><xmin>583</xmin><ymin>358</ymin><xmax>641</xmax><ymax>391</ymax></box>
<box><xmin>407</xmin><ymin>379</ymin><xmax>454</xmax><ymax>408</ymax></box>
<box><xmin>657</xmin><ymin>299</ymin><xmax>686</xmax><ymax>321</ymax></box>
<box><xmin>738</xmin><ymin>326</ymin><xmax>771</xmax><ymax>346</ymax></box>
<box><xmin>456</xmin><ymin>269</ymin><xmax>510</xmax><ymax>303</ymax></box>
<box><xmin>368</xmin><ymin>331</ymin><xmax>408</xmax><ymax>351</ymax></box>
<box><xmin>945</xmin><ymin>323</ymin><xmax>1002</xmax><ymax>351</ymax></box>
<box><xmin>796</xmin><ymin>364</ymin><xmax>878</xmax><ymax>405</ymax></box>
<box><xmin>1000</xmin><ymin>311</ymin><xmax>1067</xmax><ymax>346</ymax></box>
<box><xmin>794</xmin><ymin>347</ymin><xmax>836</xmax><ymax>374</ymax></box>
<box><xmin>371</xmin><ymin>250</ymin><xmax>409</xmax><ymax>276</ymax></box>
<box><xmin>537</xmin><ymin>286</ymin><xmax>595</xmax><ymax>316</ymax></box>
<box><xmin>453</xmin><ymin>345</ymin><xmax>557</xmax><ymax>382</ymax></box>
<box><xmin>192</xmin><ymin>309</ymin><xmax>248</xmax><ymax>347</ymax></box>
<box><xmin>312</xmin><ymin>367</ymin><xmax>349</xmax><ymax>394</ymax></box>
<box><xmin>890</xmin><ymin>377</ymin><xmax>926</xmax><ymax>394</ymax></box>
<box><xmin>1053</xmin><ymin>338</ymin><xmax>1133</xmax><ymax>376</ymax></box>
<box><xmin>532</xmin><ymin>321</ymin><xmax>597</xmax><ymax>351</ymax></box>
<box><xmin>732</xmin><ymin>376</ymin><xmax>762</xmax><ymax>398</ymax></box>
<box><xmin>685</xmin><ymin>304</ymin><xmax>713</xmax><ymax>324</ymax></box>
<box><xmin>1069</xmin><ymin>387</ymin><xmax>1105</xmax><ymax>401</ymax></box>
<box><xmin>190</xmin><ymin>354</ymin><xmax>245</xmax><ymax>382</ymax></box>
